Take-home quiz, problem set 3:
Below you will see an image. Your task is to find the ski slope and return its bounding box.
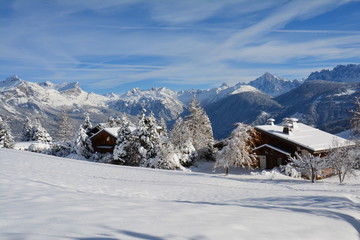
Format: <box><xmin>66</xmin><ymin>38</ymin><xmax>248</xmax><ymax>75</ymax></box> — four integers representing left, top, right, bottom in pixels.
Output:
<box><xmin>0</xmin><ymin>149</ymin><xmax>359</xmax><ymax>240</ymax></box>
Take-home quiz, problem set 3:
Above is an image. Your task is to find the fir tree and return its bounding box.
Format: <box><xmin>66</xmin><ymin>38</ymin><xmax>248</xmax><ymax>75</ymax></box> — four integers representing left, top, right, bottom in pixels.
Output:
<box><xmin>0</xmin><ymin>116</ymin><xmax>15</xmax><ymax>149</ymax></box>
<box><xmin>32</xmin><ymin>120</ymin><xmax>52</xmax><ymax>143</ymax></box>
<box><xmin>170</xmin><ymin>117</ymin><xmax>197</xmax><ymax>167</ymax></box>
<box><xmin>22</xmin><ymin>117</ymin><xmax>33</xmax><ymax>141</ymax></box>
<box><xmin>82</xmin><ymin>112</ymin><xmax>92</xmax><ymax>131</ymax></box>
<box><xmin>72</xmin><ymin>126</ymin><xmax>93</xmax><ymax>158</ymax></box>
<box><xmin>113</xmin><ymin>120</ymin><xmax>138</xmax><ymax>165</ymax></box>
<box><xmin>184</xmin><ymin>96</ymin><xmax>214</xmax><ymax>160</ymax></box>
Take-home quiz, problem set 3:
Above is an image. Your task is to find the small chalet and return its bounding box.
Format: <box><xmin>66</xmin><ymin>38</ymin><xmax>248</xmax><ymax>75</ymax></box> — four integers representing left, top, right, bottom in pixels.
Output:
<box><xmin>89</xmin><ymin>127</ymin><xmax>120</xmax><ymax>153</ymax></box>
<box><xmin>254</xmin><ymin>118</ymin><xmax>354</xmax><ymax>169</ymax></box>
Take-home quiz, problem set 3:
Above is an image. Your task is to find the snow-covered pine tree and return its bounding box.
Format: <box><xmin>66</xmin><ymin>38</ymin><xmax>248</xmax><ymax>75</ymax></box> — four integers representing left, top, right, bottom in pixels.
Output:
<box><xmin>113</xmin><ymin>120</ymin><xmax>137</xmax><ymax>165</ymax></box>
<box><xmin>184</xmin><ymin>96</ymin><xmax>214</xmax><ymax>160</ymax></box>
<box><xmin>32</xmin><ymin>120</ymin><xmax>52</xmax><ymax>143</ymax></box>
<box><xmin>289</xmin><ymin>153</ymin><xmax>328</xmax><ymax>183</ymax></box>
<box><xmin>170</xmin><ymin>117</ymin><xmax>197</xmax><ymax>167</ymax></box>
<box><xmin>215</xmin><ymin>123</ymin><xmax>257</xmax><ymax>175</ymax></box>
<box><xmin>155</xmin><ymin>139</ymin><xmax>182</xmax><ymax>170</ymax></box>
<box><xmin>58</xmin><ymin>110</ymin><xmax>73</xmax><ymax>142</ymax></box>
<box><xmin>22</xmin><ymin>117</ymin><xmax>33</xmax><ymax>141</ymax></box>
<box><xmin>72</xmin><ymin>113</ymin><xmax>95</xmax><ymax>158</ymax></box>
<box><xmin>0</xmin><ymin>116</ymin><xmax>15</xmax><ymax>149</ymax></box>
<box><xmin>106</xmin><ymin>115</ymin><xmax>125</xmax><ymax>128</ymax></box>
<box><xmin>82</xmin><ymin>112</ymin><xmax>92</xmax><ymax>131</ymax></box>
<box><xmin>72</xmin><ymin>126</ymin><xmax>94</xmax><ymax>158</ymax></box>
<box><xmin>136</xmin><ymin>111</ymin><xmax>162</xmax><ymax>167</ymax></box>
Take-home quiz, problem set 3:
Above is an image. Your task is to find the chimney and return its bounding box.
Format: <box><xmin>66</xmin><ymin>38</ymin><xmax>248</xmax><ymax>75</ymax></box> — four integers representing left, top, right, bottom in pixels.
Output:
<box><xmin>266</xmin><ymin>118</ymin><xmax>275</xmax><ymax>126</ymax></box>
<box><xmin>282</xmin><ymin>117</ymin><xmax>299</xmax><ymax>134</ymax></box>
<box><xmin>283</xmin><ymin>123</ymin><xmax>292</xmax><ymax>134</ymax></box>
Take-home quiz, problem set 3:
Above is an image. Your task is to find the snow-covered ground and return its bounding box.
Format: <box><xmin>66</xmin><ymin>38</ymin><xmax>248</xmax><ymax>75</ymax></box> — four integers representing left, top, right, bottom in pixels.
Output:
<box><xmin>1</xmin><ymin>149</ymin><xmax>359</xmax><ymax>240</ymax></box>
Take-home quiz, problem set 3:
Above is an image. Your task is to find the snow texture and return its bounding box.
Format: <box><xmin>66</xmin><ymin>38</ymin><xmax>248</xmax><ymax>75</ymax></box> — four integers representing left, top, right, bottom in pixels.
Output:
<box><xmin>1</xmin><ymin>149</ymin><xmax>359</xmax><ymax>240</ymax></box>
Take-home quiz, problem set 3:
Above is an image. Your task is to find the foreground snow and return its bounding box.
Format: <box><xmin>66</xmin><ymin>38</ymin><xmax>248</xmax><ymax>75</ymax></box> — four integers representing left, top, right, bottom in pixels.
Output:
<box><xmin>0</xmin><ymin>149</ymin><xmax>359</xmax><ymax>240</ymax></box>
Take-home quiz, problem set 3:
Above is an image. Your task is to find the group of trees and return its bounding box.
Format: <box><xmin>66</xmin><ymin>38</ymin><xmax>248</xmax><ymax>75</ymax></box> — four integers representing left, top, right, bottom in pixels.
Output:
<box><xmin>73</xmin><ymin>97</ymin><xmax>216</xmax><ymax>170</ymax></box>
<box><xmin>1</xmin><ymin>95</ymin><xmax>360</xmax><ymax>182</ymax></box>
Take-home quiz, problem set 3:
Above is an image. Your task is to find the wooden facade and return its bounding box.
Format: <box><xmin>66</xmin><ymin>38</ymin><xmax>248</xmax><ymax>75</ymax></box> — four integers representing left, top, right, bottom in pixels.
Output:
<box><xmin>90</xmin><ymin>130</ymin><xmax>117</xmax><ymax>153</ymax></box>
<box><xmin>254</xmin><ymin>126</ymin><xmax>327</xmax><ymax>169</ymax></box>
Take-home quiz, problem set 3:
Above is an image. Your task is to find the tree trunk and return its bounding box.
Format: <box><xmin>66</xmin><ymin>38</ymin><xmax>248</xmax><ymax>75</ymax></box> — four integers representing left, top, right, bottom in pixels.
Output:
<box><xmin>225</xmin><ymin>166</ymin><xmax>229</xmax><ymax>175</ymax></box>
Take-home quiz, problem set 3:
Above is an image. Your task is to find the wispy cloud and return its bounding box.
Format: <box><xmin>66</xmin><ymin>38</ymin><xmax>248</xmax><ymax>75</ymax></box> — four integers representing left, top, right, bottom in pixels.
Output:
<box><xmin>1</xmin><ymin>0</ymin><xmax>359</xmax><ymax>93</ymax></box>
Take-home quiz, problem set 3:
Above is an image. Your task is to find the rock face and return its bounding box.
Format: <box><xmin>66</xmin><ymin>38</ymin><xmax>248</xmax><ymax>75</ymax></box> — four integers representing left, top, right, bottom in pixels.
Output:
<box><xmin>248</xmin><ymin>72</ymin><xmax>302</xmax><ymax>97</ymax></box>
<box><xmin>306</xmin><ymin>64</ymin><xmax>360</xmax><ymax>83</ymax></box>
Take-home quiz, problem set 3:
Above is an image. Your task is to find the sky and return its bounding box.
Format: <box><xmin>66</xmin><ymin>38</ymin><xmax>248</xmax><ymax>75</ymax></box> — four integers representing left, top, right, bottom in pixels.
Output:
<box><xmin>0</xmin><ymin>0</ymin><xmax>360</xmax><ymax>94</ymax></box>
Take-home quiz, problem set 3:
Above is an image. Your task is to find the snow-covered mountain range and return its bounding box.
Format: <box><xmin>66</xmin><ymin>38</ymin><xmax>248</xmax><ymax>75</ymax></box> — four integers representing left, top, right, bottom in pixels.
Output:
<box><xmin>248</xmin><ymin>72</ymin><xmax>302</xmax><ymax>97</ymax></box>
<box><xmin>306</xmin><ymin>64</ymin><xmax>360</xmax><ymax>82</ymax></box>
<box><xmin>1</xmin><ymin>64</ymin><xmax>359</xmax><ymax>140</ymax></box>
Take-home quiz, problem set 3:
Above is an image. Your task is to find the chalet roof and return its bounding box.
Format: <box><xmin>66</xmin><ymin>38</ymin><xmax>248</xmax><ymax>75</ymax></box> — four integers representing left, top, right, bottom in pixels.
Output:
<box><xmin>254</xmin><ymin>144</ymin><xmax>291</xmax><ymax>156</ymax></box>
<box><xmin>255</xmin><ymin>123</ymin><xmax>354</xmax><ymax>153</ymax></box>
<box><xmin>89</xmin><ymin>126</ymin><xmax>136</xmax><ymax>140</ymax></box>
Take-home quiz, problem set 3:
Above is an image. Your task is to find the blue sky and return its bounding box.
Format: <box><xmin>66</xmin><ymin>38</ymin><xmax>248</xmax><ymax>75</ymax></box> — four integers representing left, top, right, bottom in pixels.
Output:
<box><xmin>0</xmin><ymin>0</ymin><xmax>359</xmax><ymax>94</ymax></box>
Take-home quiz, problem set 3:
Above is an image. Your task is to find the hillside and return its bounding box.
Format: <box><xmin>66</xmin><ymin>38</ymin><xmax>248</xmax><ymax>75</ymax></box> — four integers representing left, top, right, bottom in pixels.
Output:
<box><xmin>275</xmin><ymin>80</ymin><xmax>360</xmax><ymax>133</ymax></box>
<box><xmin>1</xmin><ymin>149</ymin><xmax>359</xmax><ymax>239</ymax></box>
<box><xmin>306</xmin><ymin>64</ymin><xmax>360</xmax><ymax>83</ymax></box>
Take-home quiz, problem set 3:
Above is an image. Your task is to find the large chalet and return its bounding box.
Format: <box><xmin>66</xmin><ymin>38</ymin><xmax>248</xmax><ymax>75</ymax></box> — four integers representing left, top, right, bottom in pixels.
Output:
<box><xmin>254</xmin><ymin>118</ymin><xmax>354</xmax><ymax>169</ymax></box>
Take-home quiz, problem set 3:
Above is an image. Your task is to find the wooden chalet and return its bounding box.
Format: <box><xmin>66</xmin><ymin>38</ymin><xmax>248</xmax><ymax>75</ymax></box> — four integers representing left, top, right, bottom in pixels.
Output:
<box><xmin>89</xmin><ymin>127</ymin><xmax>120</xmax><ymax>153</ymax></box>
<box><xmin>254</xmin><ymin>118</ymin><xmax>353</xmax><ymax>169</ymax></box>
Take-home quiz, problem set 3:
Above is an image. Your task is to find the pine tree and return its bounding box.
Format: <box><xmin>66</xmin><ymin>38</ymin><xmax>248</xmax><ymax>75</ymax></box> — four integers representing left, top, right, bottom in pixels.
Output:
<box><xmin>32</xmin><ymin>120</ymin><xmax>52</xmax><ymax>143</ymax></box>
<box><xmin>136</xmin><ymin>111</ymin><xmax>162</xmax><ymax>167</ymax></box>
<box><xmin>170</xmin><ymin>117</ymin><xmax>197</xmax><ymax>167</ymax></box>
<box><xmin>58</xmin><ymin>110</ymin><xmax>73</xmax><ymax>142</ymax></box>
<box><xmin>113</xmin><ymin>120</ymin><xmax>138</xmax><ymax>165</ymax></box>
<box><xmin>22</xmin><ymin>117</ymin><xmax>33</xmax><ymax>141</ymax></box>
<box><xmin>184</xmin><ymin>97</ymin><xmax>214</xmax><ymax>160</ymax></box>
<box><xmin>0</xmin><ymin>116</ymin><xmax>15</xmax><ymax>149</ymax></box>
<box><xmin>72</xmin><ymin>126</ymin><xmax>94</xmax><ymax>158</ymax></box>
<box><xmin>82</xmin><ymin>112</ymin><xmax>92</xmax><ymax>131</ymax></box>
<box><xmin>215</xmin><ymin>123</ymin><xmax>257</xmax><ymax>175</ymax></box>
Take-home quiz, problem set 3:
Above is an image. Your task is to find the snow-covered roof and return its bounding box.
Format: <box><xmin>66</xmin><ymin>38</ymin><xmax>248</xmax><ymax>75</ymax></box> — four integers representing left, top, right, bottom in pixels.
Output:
<box><xmin>254</xmin><ymin>144</ymin><xmax>291</xmax><ymax>156</ymax></box>
<box><xmin>90</xmin><ymin>126</ymin><xmax>137</xmax><ymax>139</ymax></box>
<box><xmin>103</xmin><ymin>127</ymin><xmax>121</xmax><ymax>138</ymax></box>
<box><xmin>255</xmin><ymin>123</ymin><xmax>354</xmax><ymax>152</ymax></box>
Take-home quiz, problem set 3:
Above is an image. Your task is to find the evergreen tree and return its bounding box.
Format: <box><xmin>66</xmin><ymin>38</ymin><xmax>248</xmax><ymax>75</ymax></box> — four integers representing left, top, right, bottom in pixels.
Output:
<box><xmin>32</xmin><ymin>120</ymin><xmax>52</xmax><ymax>143</ymax></box>
<box><xmin>136</xmin><ymin>111</ymin><xmax>162</xmax><ymax>167</ymax></box>
<box><xmin>0</xmin><ymin>116</ymin><xmax>15</xmax><ymax>149</ymax></box>
<box><xmin>184</xmin><ymin>97</ymin><xmax>214</xmax><ymax>160</ymax></box>
<box><xmin>106</xmin><ymin>115</ymin><xmax>125</xmax><ymax>128</ymax></box>
<box><xmin>58</xmin><ymin>110</ymin><xmax>73</xmax><ymax>142</ymax></box>
<box><xmin>22</xmin><ymin>117</ymin><xmax>33</xmax><ymax>141</ymax></box>
<box><xmin>72</xmin><ymin>126</ymin><xmax>94</xmax><ymax>158</ymax></box>
<box><xmin>82</xmin><ymin>112</ymin><xmax>92</xmax><ymax>131</ymax></box>
<box><xmin>215</xmin><ymin>123</ymin><xmax>257</xmax><ymax>175</ymax></box>
<box><xmin>113</xmin><ymin>120</ymin><xmax>139</xmax><ymax>165</ymax></box>
<box><xmin>170</xmin><ymin>117</ymin><xmax>197</xmax><ymax>167</ymax></box>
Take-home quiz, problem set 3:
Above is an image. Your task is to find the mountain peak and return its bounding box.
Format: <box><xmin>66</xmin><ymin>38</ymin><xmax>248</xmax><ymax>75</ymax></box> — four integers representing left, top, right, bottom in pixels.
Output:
<box><xmin>248</xmin><ymin>73</ymin><xmax>301</xmax><ymax>97</ymax></box>
<box><xmin>306</xmin><ymin>64</ymin><xmax>360</xmax><ymax>82</ymax></box>
<box><xmin>0</xmin><ymin>75</ymin><xmax>25</xmax><ymax>91</ymax></box>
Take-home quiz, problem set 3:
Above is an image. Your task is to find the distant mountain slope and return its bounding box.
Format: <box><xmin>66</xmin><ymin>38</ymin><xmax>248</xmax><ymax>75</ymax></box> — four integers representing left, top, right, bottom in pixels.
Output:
<box><xmin>206</xmin><ymin>91</ymin><xmax>283</xmax><ymax>139</ymax></box>
<box><xmin>275</xmin><ymin>80</ymin><xmax>360</xmax><ymax>133</ymax></box>
<box><xmin>306</xmin><ymin>64</ymin><xmax>360</xmax><ymax>82</ymax></box>
<box><xmin>0</xmin><ymin>76</ymin><xmax>117</xmax><ymax>139</ymax></box>
<box><xmin>108</xmin><ymin>87</ymin><xmax>185</xmax><ymax>121</ymax></box>
<box><xmin>248</xmin><ymin>72</ymin><xmax>302</xmax><ymax>97</ymax></box>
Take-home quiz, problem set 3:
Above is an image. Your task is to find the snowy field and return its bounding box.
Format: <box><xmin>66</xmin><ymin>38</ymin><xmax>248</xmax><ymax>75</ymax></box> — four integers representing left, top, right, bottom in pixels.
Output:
<box><xmin>1</xmin><ymin>149</ymin><xmax>359</xmax><ymax>240</ymax></box>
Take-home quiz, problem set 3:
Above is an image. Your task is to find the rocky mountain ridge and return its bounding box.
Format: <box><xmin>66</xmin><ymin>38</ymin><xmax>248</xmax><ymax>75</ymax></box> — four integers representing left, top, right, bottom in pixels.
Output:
<box><xmin>1</xmin><ymin>64</ymin><xmax>359</xmax><ymax>140</ymax></box>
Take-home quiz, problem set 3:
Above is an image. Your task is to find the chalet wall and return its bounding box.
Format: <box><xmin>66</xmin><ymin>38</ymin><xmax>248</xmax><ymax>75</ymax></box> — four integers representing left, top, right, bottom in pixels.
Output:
<box><xmin>91</xmin><ymin>131</ymin><xmax>117</xmax><ymax>153</ymax></box>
